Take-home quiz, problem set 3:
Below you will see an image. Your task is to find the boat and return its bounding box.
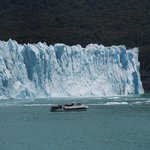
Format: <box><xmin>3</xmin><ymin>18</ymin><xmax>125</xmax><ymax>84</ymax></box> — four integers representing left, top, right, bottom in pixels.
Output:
<box><xmin>50</xmin><ymin>102</ymin><xmax>88</xmax><ymax>112</ymax></box>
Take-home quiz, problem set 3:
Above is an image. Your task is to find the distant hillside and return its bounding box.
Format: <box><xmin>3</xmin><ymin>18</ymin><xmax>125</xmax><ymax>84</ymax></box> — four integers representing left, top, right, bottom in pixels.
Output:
<box><xmin>0</xmin><ymin>0</ymin><xmax>150</xmax><ymax>91</ymax></box>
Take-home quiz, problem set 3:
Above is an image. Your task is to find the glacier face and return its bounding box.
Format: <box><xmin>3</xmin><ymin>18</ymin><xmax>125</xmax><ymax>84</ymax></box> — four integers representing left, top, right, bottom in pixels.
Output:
<box><xmin>0</xmin><ymin>39</ymin><xmax>144</xmax><ymax>98</ymax></box>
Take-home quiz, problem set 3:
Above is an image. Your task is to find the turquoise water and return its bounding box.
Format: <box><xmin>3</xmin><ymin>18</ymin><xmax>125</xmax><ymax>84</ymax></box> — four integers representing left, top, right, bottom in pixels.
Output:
<box><xmin>0</xmin><ymin>95</ymin><xmax>150</xmax><ymax>150</ymax></box>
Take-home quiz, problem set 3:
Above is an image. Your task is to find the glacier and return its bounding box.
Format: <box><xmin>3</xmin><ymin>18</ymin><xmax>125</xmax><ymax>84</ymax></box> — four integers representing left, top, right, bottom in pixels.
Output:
<box><xmin>0</xmin><ymin>39</ymin><xmax>144</xmax><ymax>98</ymax></box>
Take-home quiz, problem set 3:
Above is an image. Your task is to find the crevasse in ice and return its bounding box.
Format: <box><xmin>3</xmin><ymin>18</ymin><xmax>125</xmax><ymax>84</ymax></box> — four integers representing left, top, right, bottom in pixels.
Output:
<box><xmin>0</xmin><ymin>39</ymin><xmax>144</xmax><ymax>98</ymax></box>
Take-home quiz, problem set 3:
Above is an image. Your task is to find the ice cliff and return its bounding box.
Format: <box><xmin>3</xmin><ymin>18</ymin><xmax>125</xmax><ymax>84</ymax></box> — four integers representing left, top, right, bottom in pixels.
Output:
<box><xmin>0</xmin><ymin>39</ymin><xmax>144</xmax><ymax>98</ymax></box>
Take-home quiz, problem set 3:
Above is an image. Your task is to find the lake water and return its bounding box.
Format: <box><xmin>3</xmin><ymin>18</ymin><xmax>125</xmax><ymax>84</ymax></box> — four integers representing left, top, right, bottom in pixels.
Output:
<box><xmin>0</xmin><ymin>94</ymin><xmax>150</xmax><ymax>150</ymax></box>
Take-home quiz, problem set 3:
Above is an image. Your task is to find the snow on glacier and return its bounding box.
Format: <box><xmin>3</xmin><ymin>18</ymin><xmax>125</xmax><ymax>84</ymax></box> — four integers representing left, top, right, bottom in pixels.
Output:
<box><xmin>0</xmin><ymin>39</ymin><xmax>144</xmax><ymax>98</ymax></box>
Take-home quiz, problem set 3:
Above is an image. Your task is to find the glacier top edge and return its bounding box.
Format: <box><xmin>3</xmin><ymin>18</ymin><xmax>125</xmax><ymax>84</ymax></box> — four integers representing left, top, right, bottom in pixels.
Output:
<box><xmin>1</xmin><ymin>38</ymin><xmax>138</xmax><ymax>51</ymax></box>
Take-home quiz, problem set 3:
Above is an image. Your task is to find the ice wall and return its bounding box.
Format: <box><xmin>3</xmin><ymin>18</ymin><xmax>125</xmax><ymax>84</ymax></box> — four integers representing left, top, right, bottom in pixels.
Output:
<box><xmin>0</xmin><ymin>39</ymin><xmax>144</xmax><ymax>98</ymax></box>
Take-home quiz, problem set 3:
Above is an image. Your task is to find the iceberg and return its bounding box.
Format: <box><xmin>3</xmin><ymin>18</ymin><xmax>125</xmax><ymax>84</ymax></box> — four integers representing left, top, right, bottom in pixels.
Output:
<box><xmin>0</xmin><ymin>39</ymin><xmax>144</xmax><ymax>98</ymax></box>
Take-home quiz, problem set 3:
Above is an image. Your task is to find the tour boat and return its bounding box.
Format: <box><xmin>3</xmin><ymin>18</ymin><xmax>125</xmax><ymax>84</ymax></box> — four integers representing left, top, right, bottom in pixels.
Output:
<box><xmin>50</xmin><ymin>102</ymin><xmax>88</xmax><ymax>112</ymax></box>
